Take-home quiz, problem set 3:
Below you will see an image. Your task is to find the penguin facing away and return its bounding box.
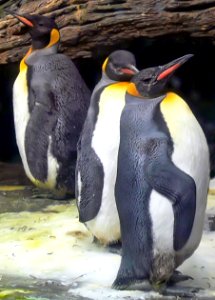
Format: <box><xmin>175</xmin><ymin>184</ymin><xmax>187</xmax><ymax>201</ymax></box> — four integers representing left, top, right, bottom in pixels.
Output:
<box><xmin>113</xmin><ymin>54</ymin><xmax>210</xmax><ymax>294</ymax></box>
<box><xmin>9</xmin><ymin>12</ymin><xmax>90</xmax><ymax>198</ymax></box>
<box><xmin>76</xmin><ymin>50</ymin><xmax>138</xmax><ymax>245</ymax></box>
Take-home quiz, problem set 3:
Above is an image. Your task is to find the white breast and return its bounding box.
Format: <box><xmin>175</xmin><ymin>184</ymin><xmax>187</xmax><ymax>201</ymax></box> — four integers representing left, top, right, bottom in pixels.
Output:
<box><xmin>46</xmin><ymin>136</ymin><xmax>59</xmax><ymax>189</ymax></box>
<box><xmin>13</xmin><ymin>69</ymin><xmax>59</xmax><ymax>189</ymax></box>
<box><xmin>13</xmin><ymin>69</ymin><xmax>34</xmax><ymax>182</ymax></box>
<box><xmin>150</xmin><ymin>92</ymin><xmax>210</xmax><ymax>265</ymax></box>
<box><xmin>86</xmin><ymin>84</ymin><xmax>127</xmax><ymax>244</ymax></box>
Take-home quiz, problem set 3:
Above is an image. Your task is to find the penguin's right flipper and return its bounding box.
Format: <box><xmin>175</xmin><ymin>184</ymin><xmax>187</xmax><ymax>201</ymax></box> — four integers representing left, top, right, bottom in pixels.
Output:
<box><xmin>144</xmin><ymin>156</ymin><xmax>196</xmax><ymax>251</ymax></box>
<box><xmin>76</xmin><ymin>139</ymin><xmax>104</xmax><ymax>223</ymax></box>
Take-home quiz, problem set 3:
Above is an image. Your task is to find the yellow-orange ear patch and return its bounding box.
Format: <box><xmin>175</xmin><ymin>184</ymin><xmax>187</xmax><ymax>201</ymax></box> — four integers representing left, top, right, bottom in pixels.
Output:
<box><xmin>121</xmin><ymin>68</ymin><xmax>136</xmax><ymax>75</ymax></box>
<box><xmin>102</xmin><ymin>57</ymin><xmax>109</xmax><ymax>72</ymax></box>
<box><xmin>47</xmin><ymin>28</ymin><xmax>60</xmax><ymax>48</ymax></box>
<box><xmin>127</xmin><ymin>82</ymin><xmax>141</xmax><ymax>97</ymax></box>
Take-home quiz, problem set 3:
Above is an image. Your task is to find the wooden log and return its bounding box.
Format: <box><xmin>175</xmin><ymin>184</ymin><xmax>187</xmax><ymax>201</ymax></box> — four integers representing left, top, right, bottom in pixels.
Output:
<box><xmin>0</xmin><ymin>0</ymin><xmax>215</xmax><ymax>64</ymax></box>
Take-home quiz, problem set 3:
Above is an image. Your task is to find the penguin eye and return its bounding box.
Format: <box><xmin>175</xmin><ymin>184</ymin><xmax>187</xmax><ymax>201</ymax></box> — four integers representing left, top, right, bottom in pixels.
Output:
<box><xmin>142</xmin><ymin>78</ymin><xmax>151</xmax><ymax>84</ymax></box>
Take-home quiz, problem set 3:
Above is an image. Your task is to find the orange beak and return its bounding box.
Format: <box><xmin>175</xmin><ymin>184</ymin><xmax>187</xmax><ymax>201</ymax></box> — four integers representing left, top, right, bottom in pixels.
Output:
<box><xmin>5</xmin><ymin>10</ymin><xmax>34</xmax><ymax>27</ymax></box>
<box><xmin>157</xmin><ymin>54</ymin><xmax>194</xmax><ymax>81</ymax></box>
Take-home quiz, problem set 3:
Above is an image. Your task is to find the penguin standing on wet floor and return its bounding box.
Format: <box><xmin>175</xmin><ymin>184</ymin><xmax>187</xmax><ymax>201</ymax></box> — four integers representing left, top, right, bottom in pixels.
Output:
<box><xmin>113</xmin><ymin>54</ymin><xmax>210</xmax><ymax>295</ymax></box>
<box><xmin>8</xmin><ymin>11</ymin><xmax>90</xmax><ymax>198</ymax></box>
<box><xmin>76</xmin><ymin>50</ymin><xmax>138</xmax><ymax>245</ymax></box>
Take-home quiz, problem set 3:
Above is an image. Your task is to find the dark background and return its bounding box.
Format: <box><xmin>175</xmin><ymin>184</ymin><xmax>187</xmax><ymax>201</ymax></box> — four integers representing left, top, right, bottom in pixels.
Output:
<box><xmin>0</xmin><ymin>34</ymin><xmax>214</xmax><ymax>177</ymax></box>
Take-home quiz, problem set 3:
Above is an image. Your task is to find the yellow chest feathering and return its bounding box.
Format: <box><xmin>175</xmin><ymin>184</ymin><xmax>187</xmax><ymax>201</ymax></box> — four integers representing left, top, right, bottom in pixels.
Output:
<box><xmin>17</xmin><ymin>48</ymin><xmax>32</xmax><ymax>92</ymax></box>
<box><xmin>161</xmin><ymin>92</ymin><xmax>191</xmax><ymax>114</ymax></box>
<box><xmin>20</xmin><ymin>47</ymin><xmax>32</xmax><ymax>72</ymax></box>
<box><xmin>160</xmin><ymin>92</ymin><xmax>195</xmax><ymax>141</ymax></box>
<box><xmin>99</xmin><ymin>82</ymin><xmax>129</xmax><ymax>114</ymax></box>
<box><xmin>16</xmin><ymin>69</ymin><xmax>28</xmax><ymax>94</ymax></box>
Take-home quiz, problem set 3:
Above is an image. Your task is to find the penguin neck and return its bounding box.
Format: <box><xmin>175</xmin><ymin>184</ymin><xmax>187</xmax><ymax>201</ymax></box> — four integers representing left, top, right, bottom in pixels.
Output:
<box><xmin>144</xmin><ymin>93</ymin><xmax>167</xmax><ymax>101</ymax></box>
<box><xmin>92</xmin><ymin>72</ymin><xmax>117</xmax><ymax>99</ymax></box>
<box><xmin>98</xmin><ymin>72</ymin><xmax>130</xmax><ymax>91</ymax></box>
<box><xmin>20</xmin><ymin>43</ymin><xmax>58</xmax><ymax>71</ymax></box>
<box><xmin>20</xmin><ymin>29</ymin><xmax>60</xmax><ymax>71</ymax></box>
<box><xmin>102</xmin><ymin>72</ymin><xmax>117</xmax><ymax>85</ymax></box>
<box><xmin>126</xmin><ymin>93</ymin><xmax>166</xmax><ymax>105</ymax></box>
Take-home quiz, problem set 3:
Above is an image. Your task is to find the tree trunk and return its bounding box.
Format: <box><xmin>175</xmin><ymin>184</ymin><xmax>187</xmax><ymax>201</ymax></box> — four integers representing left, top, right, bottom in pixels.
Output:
<box><xmin>0</xmin><ymin>0</ymin><xmax>215</xmax><ymax>64</ymax></box>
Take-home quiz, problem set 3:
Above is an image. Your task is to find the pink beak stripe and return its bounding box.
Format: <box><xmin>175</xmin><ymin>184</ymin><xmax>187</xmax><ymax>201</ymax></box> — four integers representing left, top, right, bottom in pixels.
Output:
<box><xmin>157</xmin><ymin>63</ymin><xmax>180</xmax><ymax>81</ymax></box>
<box><xmin>121</xmin><ymin>68</ymin><xmax>136</xmax><ymax>75</ymax></box>
<box><xmin>17</xmin><ymin>16</ymin><xmax>34</xmax><ymax>27</ymax></box>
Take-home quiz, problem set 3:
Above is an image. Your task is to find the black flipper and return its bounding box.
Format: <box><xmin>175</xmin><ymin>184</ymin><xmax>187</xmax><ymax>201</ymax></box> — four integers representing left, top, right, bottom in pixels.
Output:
<box><xmin>25</xmin><ymin>90</ymin><xmax>56</xmax><ymax>182</ymax></box>
<box><xmin>144</xmin><ymin>153</ymin><xmax>196</xmax><ymax>251</ymax></box>
<box><xmin>75</xmin><ymin>85</ymin><xmax>106</xmax><ymax>223</ymax></box>
<box><xmin>75</xmin><ymin>134</ymin><xmax>104</xmax><ymax>223</ymax></box>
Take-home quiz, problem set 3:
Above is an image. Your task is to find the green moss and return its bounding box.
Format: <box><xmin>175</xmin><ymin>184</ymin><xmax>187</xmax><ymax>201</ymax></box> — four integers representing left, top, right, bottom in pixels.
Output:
<box><xmin>0</xmin><ymin>186</ymin><xmax>25</xmax><ymax>192</ymax></box>
<box><xmin>0</xmin><ymin>293</ymin><xmax>49</xmax><ymax>300</ymax></box>
<box><xmin>17</xmin><ymin>297</ymin><xmax>49</xmax><ymax>300</ymax></box>
<box><xmin>0</xmin><ymin>288</ymin><xmax>30</xmax><ymax>299</ymax></box>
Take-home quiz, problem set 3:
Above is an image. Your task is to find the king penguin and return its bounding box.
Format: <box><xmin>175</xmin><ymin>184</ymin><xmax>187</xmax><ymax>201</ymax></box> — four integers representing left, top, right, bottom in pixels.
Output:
<box><xmin>76</xmin><ymin>50</ymin><xmax>138</xmax><ymax>245</ymax></box>
<box><xmin>9</xmin><ymin>12</ymin><xmax>91</xmax><ymax>198</ymax></box>
<box><xmin>113</xmin><ymin>54</ymin><xmax>210</xmax><ymax>294</ymax></box>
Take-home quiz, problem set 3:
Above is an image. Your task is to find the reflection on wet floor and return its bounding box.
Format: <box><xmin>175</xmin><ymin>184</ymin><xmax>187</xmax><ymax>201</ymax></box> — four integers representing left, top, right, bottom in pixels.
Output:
<box><xmin>0</xmin><ymin>162</ymin><xmax>31</xmax><ymax>186</ymax></box>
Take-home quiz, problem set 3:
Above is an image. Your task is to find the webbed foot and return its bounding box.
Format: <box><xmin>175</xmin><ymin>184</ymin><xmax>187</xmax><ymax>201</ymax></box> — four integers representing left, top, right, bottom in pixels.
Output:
<box><xmin>168</xmin><ymin>270</ymin><xmax>193</xmax><ymax>285</ymax></box>
<box><xmin>92</xmin><ymin>237</ymin><xmax>122</xmax><ymax>254</ymax></box>
<box><xmin>112</xmin><ymin>277</ymin><xmax>151</xmax><ymax>291</ymax></box>
<box><xmin>161</xmin><ymin>285</ymin><xmax>201</xmax><ymax>298</ymax></box>
<box><xmin>30</xmin><ymin>188</ymin><xmax>73</xmax><ymax>200</ymax></box>
<box><xmin>107</xmin><ymin>240</ymin><xmax>122</xmax><ymax>255</ymax></box>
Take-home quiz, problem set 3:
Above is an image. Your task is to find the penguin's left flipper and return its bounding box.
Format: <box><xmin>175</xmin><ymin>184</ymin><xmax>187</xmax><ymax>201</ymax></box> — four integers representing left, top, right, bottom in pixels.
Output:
<box><xmin>76</xmin><ymin>137</ymin><xmax>104</xmax><ymax>223</ymax></box>
<box><xmin>144</xmin><ymin>155</ymin><xmax>196</xmax><ymax>251</ymax></box>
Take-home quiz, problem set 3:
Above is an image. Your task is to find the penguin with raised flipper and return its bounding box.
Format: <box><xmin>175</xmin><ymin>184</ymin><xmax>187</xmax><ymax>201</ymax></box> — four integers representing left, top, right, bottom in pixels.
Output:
<box><xmin>113</xmin><ymin>54</ymin><xmax>210</xmax><ymax>296</ymax></box>
<box><xmin>8</xmin><ymin>11</ymin><xmax>90</xmax><ymax>198</ymax></box>
<box><xmin>76</xmin><ymin>50</ymin><xmax>138</xmax><ymax>245</ymax></box>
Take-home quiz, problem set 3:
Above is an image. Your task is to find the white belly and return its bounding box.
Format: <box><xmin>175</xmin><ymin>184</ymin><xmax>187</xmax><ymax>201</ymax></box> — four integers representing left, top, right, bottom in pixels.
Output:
<box><xmin>46</xmin><ymin>136</ymin><xmax>59</xmax><ymax>189</ymax></box>
<box><xmin>150</xmin><ymin>93</ymin><xmax>210</xmax><ymax>265</ymax></box>
<box><xmin>13</xmin><ymin>69</ymin><xmax>34</xmax><ymax>182</ymax></box>
<box><xmin>150</xmin><ymin>192</ymin><xmax>174</xmax><ymax>255</ymax></box>
<box><xmin>86</xmin><ymin>85</ymin><xmax>127</xmax><ymax>244</ymax></box>
<box><xmin>172</xmin><ymin>116</ymin><xmax>209</xmax><ymax>265</ymax></box>
<box><xmin>13</xmin><ymin>70</ymin><xmax>59</xmax><ymax>189</ymax></box>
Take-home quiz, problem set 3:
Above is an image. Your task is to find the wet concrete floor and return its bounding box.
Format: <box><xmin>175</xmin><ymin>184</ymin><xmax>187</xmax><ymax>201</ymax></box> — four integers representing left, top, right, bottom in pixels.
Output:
<box><xmin>0</xmin><ymin>165</ymin><xmax>214</xmax><ymax>299</ymax></box>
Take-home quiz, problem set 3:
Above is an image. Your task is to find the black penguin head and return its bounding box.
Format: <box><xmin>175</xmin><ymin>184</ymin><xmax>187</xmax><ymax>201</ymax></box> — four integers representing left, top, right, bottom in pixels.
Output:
<box><xmin>129</xmin><ymin>54</ymin><xmax>193</xmax><ymax>98</ymax></box>
<box><xmin>102</xmin><ymin>50</ymin><xmax>138</xmax><ymax>81</ymax></box>
<box><xmin>7</xmin><ymin>11</ymin><xmax>59</xmax><ymax>50</ymax></box>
